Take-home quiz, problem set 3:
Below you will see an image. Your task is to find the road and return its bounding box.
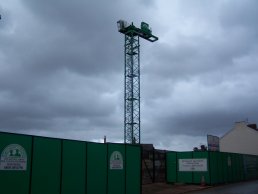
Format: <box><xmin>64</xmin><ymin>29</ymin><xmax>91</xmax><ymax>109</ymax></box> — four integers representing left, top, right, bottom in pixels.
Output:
<box><xmin>190</xmin><ymin>180</ymin><xmax>258</xmax><ymax>194</ymax></box>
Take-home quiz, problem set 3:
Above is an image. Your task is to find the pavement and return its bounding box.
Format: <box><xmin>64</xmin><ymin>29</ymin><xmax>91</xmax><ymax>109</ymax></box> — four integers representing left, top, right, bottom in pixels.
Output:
<box><xmin>142</xmin><ymin>183</ymin><xmax>212</xmax><ymax>194</ymax></box>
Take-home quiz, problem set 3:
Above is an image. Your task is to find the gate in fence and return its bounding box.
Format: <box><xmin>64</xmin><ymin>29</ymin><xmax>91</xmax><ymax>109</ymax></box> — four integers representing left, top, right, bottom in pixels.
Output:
<box><xmin>141</xmin><ymin>144</ymin><xmax>166</xmax><ymax>184</ymax></box>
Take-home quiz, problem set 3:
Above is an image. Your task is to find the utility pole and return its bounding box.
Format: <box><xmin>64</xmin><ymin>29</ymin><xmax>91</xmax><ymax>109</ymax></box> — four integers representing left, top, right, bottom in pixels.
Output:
<box><xmin>117</xmin><ymin>20</ymin><xmax>158</xmax><ymax>144</ymax></box>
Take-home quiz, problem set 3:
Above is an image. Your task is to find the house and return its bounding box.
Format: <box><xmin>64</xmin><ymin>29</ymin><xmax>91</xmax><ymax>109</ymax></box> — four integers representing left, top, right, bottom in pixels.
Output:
<box><xmin>220</xmin><ymin>121</ymin><xmax>258</xmax><ymax>155</ymax></box>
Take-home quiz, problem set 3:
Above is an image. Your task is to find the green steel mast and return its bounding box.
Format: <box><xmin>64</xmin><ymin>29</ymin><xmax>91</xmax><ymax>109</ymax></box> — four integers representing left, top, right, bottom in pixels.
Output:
<box><xmin>117</xmin><ymin>20</ymin><xmax>158</xmax><ymax>144</ymax></box>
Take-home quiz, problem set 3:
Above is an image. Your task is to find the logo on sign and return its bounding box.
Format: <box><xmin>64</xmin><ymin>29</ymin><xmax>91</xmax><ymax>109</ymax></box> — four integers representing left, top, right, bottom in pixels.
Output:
<box><xmin>110</xmin><ymin>151</ymin><xmax>123</xmax><ymax>170</ymax></box>
<box><xmin>0</xmin><ymin>144</ymin><xmax>27</xmax><ymax>170</ymax></box>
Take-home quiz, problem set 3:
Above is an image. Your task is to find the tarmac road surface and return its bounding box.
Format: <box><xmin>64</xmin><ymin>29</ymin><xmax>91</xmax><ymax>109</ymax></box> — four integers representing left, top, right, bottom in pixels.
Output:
<box><xmin>190</xmin><ymin>180</ymin><xmax>258</xmax><ymax>194</ymax></box>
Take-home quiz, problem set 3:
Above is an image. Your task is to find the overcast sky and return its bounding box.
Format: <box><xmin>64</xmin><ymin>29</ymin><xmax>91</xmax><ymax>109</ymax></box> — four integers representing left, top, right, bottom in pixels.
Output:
<box><xmin>0</xmin><ymin>0</ymin><xmax>258</xmax><ymax>151</ymax></box>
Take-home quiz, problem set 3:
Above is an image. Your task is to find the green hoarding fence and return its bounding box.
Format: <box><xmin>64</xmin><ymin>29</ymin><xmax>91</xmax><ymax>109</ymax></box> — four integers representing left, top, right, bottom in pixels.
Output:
<box><xmin>30</xmin><ymin>137</ymin><xmax>62</xmax><ymax>194</ymax></box>
<box><xmin>209</xmin><ymin>152</ymin><xmax>218</xmax><ymax>185</ymax></box>
<box><xmin>222</xmin><ymin>152</ymin><xmax>228</xmax><ymax>183</ymax></box>
<box><xmin>166</xmin><ymin>151</ymin><xmax>258</xmax><ymax>185</ymax></box>
<box><xmin>192</xmin><ymin>151</ymin><xmax>209</xmax><ymax>185</ymax></box>
<box><xmin>87</xmin><ymin>143</ymin><xmax>107</xmax><ymax>194</ymax></box>
<box><xmin>243</xmin><ymin>154</ymin><xmax>258</xmax><ymax>180</ymax></box>
<box><xmin>232</xmin><ymin>153</ymin><xmax>238</xmax><ymax>182</ymax></box>
<box><xmin>166</xmin><ymin>151</ymin><xmax>177</xmax><ymax>183</ymax></box>
<box><xmin>0</xmin><ymin>132</ymin><xmax>141</xmax><ymax>194</ymax></box>
<box><xmin>0</xmin><ymin>133</ymin><xmax>32</xmax><ymax>194</ymax></box>
<box><xmin>239</xmin><ymin>154</ymin><xmax>245</xmax><ymax>181</ymax></box>
<box><xmin>228</xmin><ymin>153</ymin><xmax>234</xmax><ymax>183</ymax></box>
<box><xmin>62</xmin><ymin>140</ymin><xmax>86</xmax><ymax>194</ymax></box>
<box><xmin>217</xmin><ymin>152</ymin><xmax>224</xmax><ymax>184</ymax></box>
<box><xmin>108</xmin><ymin>144</ymin><xmax>126</xmax><ymax>194</ymax></box>
<box><xmin>209</xmin><ymin>152</ymin><xmax>224</xmax><ymax>185</ymax></box>
<box><xmin>126</xmin><ymin>145</ymin><xmax>141</xmax><ymax>194</ymax></box>
<box><xmin>177</xmin><ymin>152</ymin><xmax>193</xmax><ymax>183</ymax></box>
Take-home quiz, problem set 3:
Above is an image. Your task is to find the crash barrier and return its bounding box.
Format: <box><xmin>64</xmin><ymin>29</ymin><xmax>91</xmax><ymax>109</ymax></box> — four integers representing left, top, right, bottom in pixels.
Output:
<box><xmin>0</xmin><ymin>132</ymin><xmax>141</xmax><ymax>194</ymax></box>
<box><xmin>167</xmin><ymin>151</ymin><xmax>258</xmax><ymax>185</ymax></box>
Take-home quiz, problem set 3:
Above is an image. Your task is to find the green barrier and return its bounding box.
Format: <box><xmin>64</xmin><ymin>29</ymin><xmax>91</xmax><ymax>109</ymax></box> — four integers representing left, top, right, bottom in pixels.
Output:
<box><xmin>0</xmin><ymin>132</ymin><xmax>141</xmax><ymax>194</ymax></box>
<box><xmin>166</xmin><ymin>151</ymin><xmax>258</xmax><ymax>185</ymax></box>
<box><xmin>217</xmin><ymin>152</ymin><xmax>224</xmax><ymax>184</ymax></box>
<box><xmin>126</xmin><ymin>145</ymin><xmax>141</xmax><ymax>194</ymax></box>
<box><xmin>166</xmin><ymin>151</ymin><xmax>177</xmax><ymax>183</ymax></box>
<box><xmin>244</xmin><ymin>154</ymin><xmax>258</xmax><ymax>180</ymax></box>
<box><xmin>239</xmin><ymin>154</ymin><xmax>245</xmax><ymax>181</ymax></box>
<box><xmin>256</xmin><ymin>155</ymin><xmax>258</xmax><ymax>179</ymax></box>
<box><xmin>256</xmin><ymin>156</ymin><xmax>258</xmax><ymax>179</ymax></box>
<box><xmin>87</xmin><ymin>143</ymin><xmax>108</xmax><ymax>194</ymax></box>
<box><xmin>108</xmin><ymin>144</ymin><xmax>126</xmax><ymax>194</ymax></box>
<box><xmin>227</xmin><ymin>153</ymin><xmax>233</xmax><ymax>182</ymax></box>
<box><xmin>222</xmin><ymin>152</ymin><xmax>228</xmax><ymax>183</ymax></box>
<box><xmin>177</xmin><ymin>152</ymin><xmax>193</xmax><ymax>183</ymax></box>
<box><xmin>240</xmin><ymin>154</ymin><xmax>245</xmax><ymax>181</ymax></box>
<box><xmin>210</xmin><ymin>152</ymin><xmax>220</xmax><ymax>185</ymax></box>
<box><xmin>61</xmin><ymin>140</ymin><xmax>86</xmax><ymax>194</ymax></box>
<box><xmin>192</xmin><ymin>151</ymin><xmax>209</xmax><ymax>185</ymax></box>
<box><xmin>235</xmin><ymin>154</ymin><xmax>241</xmax><ymax>182</ymax></box>
<box><xmin>0</xmin><ymin>133</ymin><xmax>32</xmax><ymax>194</ymax></box>
<box><xmin>230</xmin><ymin>153</ymin><xmax>235</xmax><ymax>182</ymax></box>
<box><xmin>30</xmin><ymin>137</ymin><xmax>62</xmax><ymax>194</ymax></box>
<box><xmin>235</xmin><ymin>153</ymin><xmax>241</xmax><ymax>182</ymax></box>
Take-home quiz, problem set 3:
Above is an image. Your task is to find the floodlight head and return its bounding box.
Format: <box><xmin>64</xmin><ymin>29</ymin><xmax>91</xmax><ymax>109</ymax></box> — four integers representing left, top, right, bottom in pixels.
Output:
<box><xmin>117</xmin><ymin>20</ymin><xmax>158</xmax><ymax>42</ymax></box>
<box><xmin>117</xmin><ymin>20</ymin><xmax>128</xmax><ymax>31</ymax></box>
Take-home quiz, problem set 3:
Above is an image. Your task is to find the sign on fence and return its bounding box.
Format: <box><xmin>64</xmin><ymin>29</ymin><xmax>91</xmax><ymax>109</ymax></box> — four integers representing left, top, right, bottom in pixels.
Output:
<box><xmin>110</xmin><ymin>151</ymin><xmax>123</xmax><ymax>170</ymax></box>
<box><xmin>179</xmin><ymin>159</ymin><xmax>207</xmax><ymax>172</ymax></box>
<box><xmin>0</xmin><ymin>144</ymin><xmax>27</xmax><ymax>170</ymax></box>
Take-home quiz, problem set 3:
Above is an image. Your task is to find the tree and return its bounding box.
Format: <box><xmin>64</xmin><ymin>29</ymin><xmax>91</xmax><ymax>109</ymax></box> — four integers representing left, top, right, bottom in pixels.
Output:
<box><xmin>193</xmin><ymin>144</ymin><xmax>207</xmax><ymax>151</ymax></box>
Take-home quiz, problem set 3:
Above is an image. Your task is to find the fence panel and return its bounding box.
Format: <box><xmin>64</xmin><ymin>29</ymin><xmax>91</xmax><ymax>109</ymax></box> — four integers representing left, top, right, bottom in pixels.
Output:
<box><xmin>228</xmin><ymin>153</ymin><xmax>234</xmax><ymax>182</ymax></box>
<box><xmin>222</xmin><ymin>152</ymin><xmax>228</xmax><ymax>183</ymax></box>
<box><xmin>166</xmin><ymin>151</ymin><xmax>177</xmax><ymax>183</ymax></box>
<box><xmin>231</xmin><ymin>153</ymin><xmax>238</xmax><ymax>182</ymax></box>
<box><xmin>30</xmin><ymin>137</ymin><xmax>61</xmax><ymax>194</ymax></box>
<box><xmin>217</xmin><ymin>152</ymin><xmax>224</xmax><ymax>184</ymax></box>
<box><xmin>61</xmin><ymin>140</ymin><xmax>86</xmax><ymax>194</ymax></box>
<box><xmin>177</xmin><ymin>152</ymin><xmax>193</xmax><ymax>183</ymax></box>
<box><xmin>239</xmin><ymin>154</ymin><xmax>245</xmax><ymax>181</ymax></box>
<box><xmin>192</xmin><ymin>151</ymin><xmax>210</xmax><ymax>184</ymax></box>
<box><xmin>87</xmin><ymin>143</ymin><xmax>107</xmax><ymax>194</ymax></box>
<box><xmin>243</xmin><ymin>154</ymin><xmax>258</xmax><ymax>180</ymax></box>
<box><xmin>107</xmin><ymin>144</ymin><xmax>126</xmax><ymax>194</ymax></box>
<box><xmin>126</xmin><ymin>145</ymin><xmax>141</xmax><ymax>194</ymax></box>
<box><xmin>0</xmin><ymin>133</ymin><xmax>32</xmax><ymax>194</ymax></box>
<box><xmin>0</xmin><ymin>132</ymin><xmax>141</xmax><ymax>194</ymax></box>
<box><xmin>210</xmin><ymin>152</ymin><xmax>223</xmax><ymax>185</ymax></box>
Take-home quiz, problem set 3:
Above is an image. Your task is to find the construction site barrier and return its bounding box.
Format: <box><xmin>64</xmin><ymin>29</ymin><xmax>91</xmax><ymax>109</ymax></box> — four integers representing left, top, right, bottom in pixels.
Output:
<box><xmin>166</xmin><ymin>151</ymin><xmax>258</xmax><ymax>185</ymax></box>
<box><xmin>0</xmin><ymin>132</ymin><xmax>141</xmax><ymax>194</ymax></box>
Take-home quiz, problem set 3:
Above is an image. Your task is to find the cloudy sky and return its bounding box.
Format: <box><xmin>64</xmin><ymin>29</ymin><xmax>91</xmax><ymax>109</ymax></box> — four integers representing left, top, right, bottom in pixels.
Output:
<box><xmin>0</xmin><ymin>0</ymin><xmax>258</xmax><ymax>151</ymax></box>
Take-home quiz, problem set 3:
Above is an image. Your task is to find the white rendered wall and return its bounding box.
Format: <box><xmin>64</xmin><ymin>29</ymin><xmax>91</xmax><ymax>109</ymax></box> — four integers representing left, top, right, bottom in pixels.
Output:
<box><xmin>220</xmin><ymin>122</ymin><xmax>258</xmax><ymax>155</ymax></box>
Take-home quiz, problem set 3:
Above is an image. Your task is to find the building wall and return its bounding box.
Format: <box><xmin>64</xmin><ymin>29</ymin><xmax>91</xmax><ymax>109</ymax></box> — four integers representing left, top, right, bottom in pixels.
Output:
<box><xmin>220</xmin><ymin>122</ymin><xmax>258</xmax><ymax>155</ymax></box>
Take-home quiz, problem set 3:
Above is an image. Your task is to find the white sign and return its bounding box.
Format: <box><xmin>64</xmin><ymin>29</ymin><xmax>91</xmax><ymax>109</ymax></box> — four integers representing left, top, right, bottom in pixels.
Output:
<box><xmin>110</xmin><ymin>151</ymin><xmax>123</xmax><ymax>170</ymax></box>
<box><xmin>179</xmin><ymin>159</ymin><xmax>207</xmax><ymax>172</ymax></box>
<box><xmin>0</xmin><ymin>144</ymin><xmax>27</xmax><ymax>170</ymax></box>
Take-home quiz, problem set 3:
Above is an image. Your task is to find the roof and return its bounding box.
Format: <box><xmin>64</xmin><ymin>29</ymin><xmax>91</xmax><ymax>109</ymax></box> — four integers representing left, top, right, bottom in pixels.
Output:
<box><xmin>220</xmin><ymin>121</ymin><xmax>258</xmax><ymax>139</ymax></box>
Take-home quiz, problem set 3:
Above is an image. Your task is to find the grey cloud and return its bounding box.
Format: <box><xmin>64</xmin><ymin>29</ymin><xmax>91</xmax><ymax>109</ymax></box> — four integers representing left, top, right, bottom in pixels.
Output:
<box><xmin>1</xmin><ymin>1</ymin><xmax>258</xmax><ymax>150</ymax></box>
<box><xmin>158</xmin><ymin>109</ymin><xmax>256</xmax><ymax>136</ymax></box>
<box><xmin>220</xmin><ymin>0</ymin><xmax>258</xmax><ymax>30</ymax></box>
